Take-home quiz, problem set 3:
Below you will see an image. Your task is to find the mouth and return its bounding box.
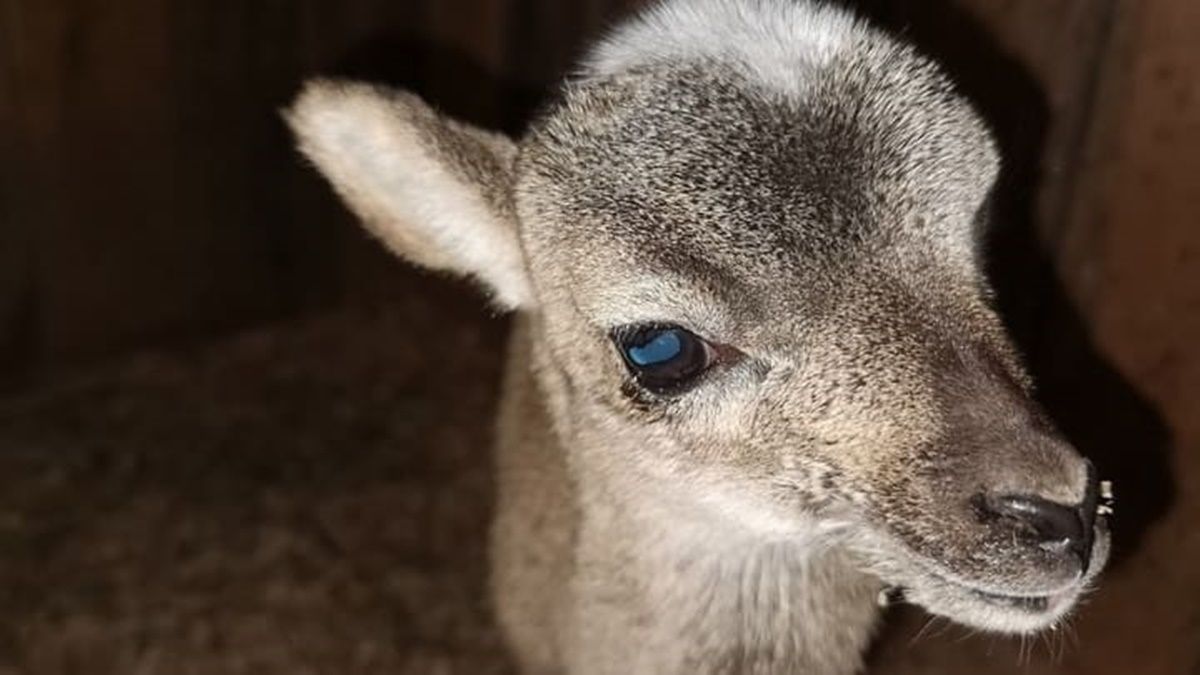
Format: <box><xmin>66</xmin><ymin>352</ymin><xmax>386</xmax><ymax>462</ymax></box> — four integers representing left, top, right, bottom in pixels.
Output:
<box><xmin>874</xmin><ymin>521</ymin><xmax>1110</xmax><ymax>634</ymax></box>
<box><xmin>885</xmin><ymin>571</ymin><xmax>1080</xmax><ymax>634</ymax></box>
<box><xmin>881</xmin><ymin>582</ymin><xmax>1053</xmax><ymax>613</ymax></box>
<box><xmin>940</xmin><ymin>574</ymin><xmax>1060</xmax><ymax>614</ymax></box>
<box><xmin>964</xmin><ymin>585</ymin><xmax>1051</xmax><ymax>612</ymax></box>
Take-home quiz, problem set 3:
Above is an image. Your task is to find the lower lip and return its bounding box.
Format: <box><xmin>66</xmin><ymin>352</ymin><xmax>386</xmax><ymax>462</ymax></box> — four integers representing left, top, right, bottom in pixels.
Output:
<box><xmin>923</xmin><ymin>570</ymin><xmax>1066</xmax><ymax>613</ymax></box>
<box><xmin>968</xmin><ymin>587</ymin><xmax>1051</xmax><ymax>612</ymax></box>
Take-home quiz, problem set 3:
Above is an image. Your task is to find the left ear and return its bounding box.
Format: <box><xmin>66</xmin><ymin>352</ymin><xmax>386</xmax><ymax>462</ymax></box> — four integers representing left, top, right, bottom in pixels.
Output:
<box><xmin>284</xmin><ymin>79</ymin><xmax>533</xmax><ymax>309</ymax></box>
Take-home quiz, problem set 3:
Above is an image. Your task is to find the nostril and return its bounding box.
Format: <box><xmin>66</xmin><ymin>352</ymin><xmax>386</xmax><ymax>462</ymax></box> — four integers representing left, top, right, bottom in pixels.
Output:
<box><xmin>981</xmin><ymin>494</ymin><xmax>1088</xmax><ymax>561</ymax></box>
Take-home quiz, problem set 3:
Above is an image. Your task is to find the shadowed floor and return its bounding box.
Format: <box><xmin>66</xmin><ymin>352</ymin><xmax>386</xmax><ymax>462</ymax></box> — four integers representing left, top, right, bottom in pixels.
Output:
<box><xmin>0</xmin><ymin>286</ymin><xmax>512</xmax><ymax>675</ymax></box>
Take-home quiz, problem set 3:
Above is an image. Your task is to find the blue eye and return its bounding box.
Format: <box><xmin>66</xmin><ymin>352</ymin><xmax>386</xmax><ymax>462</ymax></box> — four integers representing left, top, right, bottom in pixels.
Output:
<box><xmin>627</xmin><ymin>330</ymin><xmax>683</xmax><ymax>366</ymax></box>
<box><xmin>614</xmin><ymin>324</ymin><xmax>714</xmax><ymax>394</ymax></box>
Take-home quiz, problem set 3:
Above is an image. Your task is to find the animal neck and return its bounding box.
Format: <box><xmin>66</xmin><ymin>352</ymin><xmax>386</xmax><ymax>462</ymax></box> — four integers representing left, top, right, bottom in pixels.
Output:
<box><xmin>577</xmin><ymin>471</ymin><xmax>883</xmax><ymax>674</ymax></box>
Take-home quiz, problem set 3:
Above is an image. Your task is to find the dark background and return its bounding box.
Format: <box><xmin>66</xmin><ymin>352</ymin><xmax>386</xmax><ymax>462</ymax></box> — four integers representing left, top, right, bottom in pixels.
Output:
<box><xmin>1</xmin><ymin>1</ymin><xmax>1197</xmax><ymax>673</ymax></box>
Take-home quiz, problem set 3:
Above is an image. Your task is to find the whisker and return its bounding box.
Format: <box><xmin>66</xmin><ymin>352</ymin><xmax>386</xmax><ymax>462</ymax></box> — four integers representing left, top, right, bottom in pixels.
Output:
<box><xmin>909</xmin><ymin>615</ymin><xmax>941</xmax><ymax>646</ymax></box>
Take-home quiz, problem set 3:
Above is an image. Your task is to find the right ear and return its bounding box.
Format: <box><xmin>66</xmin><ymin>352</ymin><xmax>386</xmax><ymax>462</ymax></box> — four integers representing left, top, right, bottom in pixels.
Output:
<box><xmin>284</xmin><ymin>79</ymin><xmax>533</xmax><ymax>309</ymax></box>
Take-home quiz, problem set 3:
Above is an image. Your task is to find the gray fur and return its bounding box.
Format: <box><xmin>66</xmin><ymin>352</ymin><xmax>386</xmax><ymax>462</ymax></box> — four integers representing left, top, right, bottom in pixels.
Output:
<box><xmin>286</xmin><ymin>1</ymin><xmax>1110</xmax><ymax>673</ymax></box>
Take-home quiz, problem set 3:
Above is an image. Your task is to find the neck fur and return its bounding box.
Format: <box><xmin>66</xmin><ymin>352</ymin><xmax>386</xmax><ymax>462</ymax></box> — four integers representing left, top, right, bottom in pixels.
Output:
<box><xmin>581</xmin><ymin>475</ymin><xmax>882</xmax><ymax>674</ymax></box>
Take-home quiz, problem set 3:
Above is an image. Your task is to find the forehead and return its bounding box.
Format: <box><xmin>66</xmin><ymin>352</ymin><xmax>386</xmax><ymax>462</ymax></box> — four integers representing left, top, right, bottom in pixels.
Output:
<box><xmin>516</xmin><ymin>51</ymin><xmax>996</xmax><ymax>323</ymax></box>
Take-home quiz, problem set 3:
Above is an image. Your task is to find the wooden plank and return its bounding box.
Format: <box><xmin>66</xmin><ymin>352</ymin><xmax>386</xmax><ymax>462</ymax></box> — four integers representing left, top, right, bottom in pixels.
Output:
<box><xmin>0</xmin><ymin>0</ymin><xmax>33</xmax><ymax>386</ymax></box>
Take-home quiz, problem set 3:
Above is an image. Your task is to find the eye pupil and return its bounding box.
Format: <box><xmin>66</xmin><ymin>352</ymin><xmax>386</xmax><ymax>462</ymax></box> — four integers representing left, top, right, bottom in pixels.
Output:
<box><xmin>627</xmin><ymin>330</ymin><xmax>683</xmax><ymax>366</ymax></box>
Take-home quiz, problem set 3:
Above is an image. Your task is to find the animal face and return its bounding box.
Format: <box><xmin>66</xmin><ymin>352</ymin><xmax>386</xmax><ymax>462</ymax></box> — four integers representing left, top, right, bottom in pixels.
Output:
<box><xmin>287</xmin><ymin>0</ymin><xmax>1108</xmax><ymax>637</ymax></box>
<box><xmin>513</xmin><ymin>58</ymin><xmax>1106</xmax><ymax>633</ymax></box>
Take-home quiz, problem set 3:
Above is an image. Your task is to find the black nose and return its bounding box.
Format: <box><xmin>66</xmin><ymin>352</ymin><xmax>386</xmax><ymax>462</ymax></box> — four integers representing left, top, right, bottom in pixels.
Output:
<box><xmin>981</xmin><ymin>467</ymin><xmax>1100</xmax><ymax>573</ymax></box>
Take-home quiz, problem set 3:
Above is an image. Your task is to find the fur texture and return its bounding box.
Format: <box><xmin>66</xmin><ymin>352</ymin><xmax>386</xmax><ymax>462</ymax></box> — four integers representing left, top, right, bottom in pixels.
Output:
<box><xmin>287</xmin><ymin>1</ymin><xmax>1110</xmax><ymax>672</ymax></box>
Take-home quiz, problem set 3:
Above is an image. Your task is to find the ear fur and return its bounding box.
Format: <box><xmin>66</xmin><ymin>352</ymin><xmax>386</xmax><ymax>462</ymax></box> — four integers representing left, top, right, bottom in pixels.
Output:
<box><xmin>284</xmin><ymin>79</ymin><xmax>533</xmax><ymax>309</ymax></box>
